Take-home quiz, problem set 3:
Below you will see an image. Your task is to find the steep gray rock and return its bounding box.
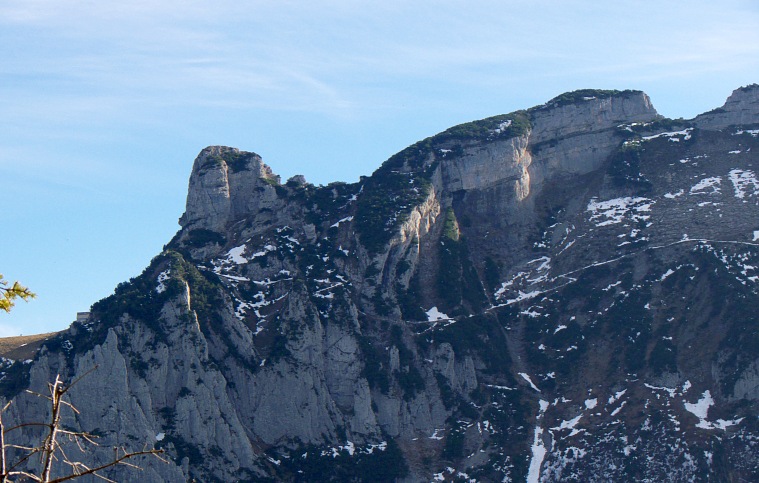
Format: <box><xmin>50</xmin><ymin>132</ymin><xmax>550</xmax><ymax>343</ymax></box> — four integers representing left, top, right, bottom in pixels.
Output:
<box><xmin>436</xmin><ymin>92</ymin><xmax>659</xmax><ymax>230</ymax></box>
<box><xmin>732</xmin><ymin>359</ymin><xmax>759</xmax><ymax>400</ymax></box>
<box><xmin>694</xmin><ymin>84</ymin><xmax>759</xmax><ymax>129</ymax></box>
<box><xmin>180</xmin><ymin>146</ymin><xmax>282</xmax><ymax>232</ymax></box>
<box><xmin>528</xmin><ymin>91</ymin><xmax>657</xmax><ymax>187</ymax></box>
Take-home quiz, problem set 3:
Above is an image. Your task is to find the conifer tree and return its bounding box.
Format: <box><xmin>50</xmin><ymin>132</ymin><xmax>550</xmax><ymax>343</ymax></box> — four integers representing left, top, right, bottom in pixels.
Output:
<box><xmin>0</xmin><ymin>276</ymin><xmax>35</xmax><ymax>314</ymax></box>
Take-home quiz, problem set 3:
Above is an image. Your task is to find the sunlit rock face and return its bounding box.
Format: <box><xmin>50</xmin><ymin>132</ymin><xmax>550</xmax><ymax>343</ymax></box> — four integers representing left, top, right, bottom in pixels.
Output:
<box><xmin>2</xmin><ymin>86</ymin><xmax>759</xmax><ymax>482</ymax></box>
<box><xmin>180</xmin><ymin>146</ymin><xmax>282</xmax><ymax>232</ymax></box>
<box><xmin>694</xmin><ymin>83</ymin><xmax>759</xmax><ymax>129</ymax></box>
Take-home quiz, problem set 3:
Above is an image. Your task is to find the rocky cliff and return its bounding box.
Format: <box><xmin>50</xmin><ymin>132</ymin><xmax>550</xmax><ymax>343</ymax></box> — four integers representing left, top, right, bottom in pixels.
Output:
<box><xmin>2</xmin><ymin>85</ymin><xmax>758</xmax><ymax>482</ymax></box>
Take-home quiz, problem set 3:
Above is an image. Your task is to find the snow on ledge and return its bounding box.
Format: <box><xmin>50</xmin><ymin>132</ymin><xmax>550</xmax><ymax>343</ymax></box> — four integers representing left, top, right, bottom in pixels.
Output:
<box><xmin>519</xmin><ymin>372</ymin><xmax>541</xmax><ymax>392</ymax></box>
<box><xmin>226</xmin><ymin>245</ymin><xmax>248</xmax><ymax>264</ymax></box>
<box><xmin>587</xmin><ymin>196</ymin><xmax>654</xmax><ymax>227</ymax></box>
<box><xmin>155</xmin><ymin>270</ymin><xmax>170</xmax><ymax>294</ymax></box>
<box><xmin>425</xmin><ymin>306</ymin><xmax>450</xmax><ymax>321</ymax></box>
<box><xmin>729</xmin><ymin>169</ymin><xmax>759</xmax><ymax>199</ymax></box>
<box><xmin>642</xmin><ymin>128</ymin><xmax>693</xmax><ymax>142</ymax></box>
<box><xmin>683</xmin><ymin>390</ymin><xmax>744</xmax><ymax>430</ymax></box>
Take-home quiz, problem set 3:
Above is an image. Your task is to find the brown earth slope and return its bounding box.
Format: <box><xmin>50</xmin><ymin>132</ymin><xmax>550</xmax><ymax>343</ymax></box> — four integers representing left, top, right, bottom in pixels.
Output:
<box><xmin>0</xmin><ymin>332</ymin><xmax>59</xmax><ymax>361</ymax></box>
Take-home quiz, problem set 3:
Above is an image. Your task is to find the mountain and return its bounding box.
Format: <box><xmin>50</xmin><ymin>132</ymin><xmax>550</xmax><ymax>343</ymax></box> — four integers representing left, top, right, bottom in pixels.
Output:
<box><xmin>2</xmin><ymin>86</ymin><xmax>758</xmax><ymax>482</ymax></box>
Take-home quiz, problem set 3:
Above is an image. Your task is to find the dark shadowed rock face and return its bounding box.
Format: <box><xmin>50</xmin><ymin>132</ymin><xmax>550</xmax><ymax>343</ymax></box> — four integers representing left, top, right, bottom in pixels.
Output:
<box><xmin>2</xmin><ymin>87</ymin><xmax>759</xmax><ymax>482</ymax></box>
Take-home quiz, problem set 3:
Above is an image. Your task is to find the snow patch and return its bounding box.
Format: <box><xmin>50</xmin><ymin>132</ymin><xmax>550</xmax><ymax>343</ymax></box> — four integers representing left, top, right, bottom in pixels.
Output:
<box><xmin>664</xmin><ymin>189</ymin><xmax>684</xmax><ymax>199</ymax></box>
<box><xmin>221</xmin><ymin>274</ymin><xmax>250</xmax><ymax>282</ymax></box>
<box><xmin>485</xmin><ymin>384</ymin><xmax>515</xmax><ymax>391</ymax></box>
<box><xmin>155</xmin><ymin>270</ymin><xmax>170</xmax><ymax>294</ymax></box>
<box><xmin>642</xmin><ymin>128</ymin><xmax>693</xmax><ymax>142</ymax></box>
<box><xmin>526</xmin><ymin>400</ymin><xmax>550</xmax><ymax>483</ymax></box>
<box><xmin>521</xmin><ymin>309</ymin><xmax>542</xmax><ymax>318</ymax></box>
<box><xmin>587</xmin><ymin>197</ymin><xmax>655</xmax><ymax>227</ymax></box>
<box><xmin>529</xmin><ymin>256</ymin><xmax>551</xmax><ymax>272</ymax></box>
<box><xmin>504</xmin><ymin>290</ymin><xmax>542</xmax><ymax>304</ymax></box>
<box><xmin>690</xmin><ymin>177</ymin><xmax>722</xmax><ymax>195</ymax></box>
<box><xmin>728</xmin><ymin>169</ymin><xmax>758</xmax><ymax>199</ymax></box>
<box><xmin>712</xmin><ymin>418</ymin><xmax>744</xmax><ymax>430</ymax></box>
<box><xmin>610</xmin><ymin>401</ymin><xmax>626</xmax><ymax>416</ymax></box>
<box><xmin>227</xmin><ymin>245</ymin><xmax>248</xmax><ymax>264</ymax></box>
<box><xmin>330</xmin><ymin>216</ymin><xmax>354</xmax><ymax>228</ymax></box>
<box><xmin>645</xmin><ymin>383</ymin><xmax>677</xmax><ymax>399</ymax></box>
<box><xmin>342</xmin><ymin>441</ymin><xmax>355</xmax><ymax>456</ymax></box>
<box><xmin>551</xmin><ymin>415</ymin><xmax>583</xmax><ymax>437</ymax></box>
<box><xmin>493</xmin><ymin>119</ymin><xmax>512</xmax><ymax>134</ymax></box>
<box><xmin>608</xmin><ymin>389</ymin><xmax>626</xmax><ymax>405</ymax></box>
<box><xmin>683</xmin><ymin>390</ymin><xmax>744</xmax><ymax>430</ymax></box>
<box><xmin>684</xmin><ymin>390</ymin><xmax>713</xmax><ymax>424</ymax></box>
<box><xmin>519</xmin><ymin>373</ymin><xmax>541</xmax><ymax>392</ymax></box>
<box><xmin>425</xmin><ymin>307</ymin><xmax>450</xmax><ymax>321</ymax></box>
<box><xmin>660</xmin><ymin>269</ymin><xmax>675</xmax><ymax>281</ymax></box>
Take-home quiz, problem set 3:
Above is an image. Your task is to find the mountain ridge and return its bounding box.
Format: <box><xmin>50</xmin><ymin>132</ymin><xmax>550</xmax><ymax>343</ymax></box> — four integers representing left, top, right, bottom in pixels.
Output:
<box><xmin>1</xmin><ymin>85</ymin><xmax>758</xmax><ymax>482</ymax></box>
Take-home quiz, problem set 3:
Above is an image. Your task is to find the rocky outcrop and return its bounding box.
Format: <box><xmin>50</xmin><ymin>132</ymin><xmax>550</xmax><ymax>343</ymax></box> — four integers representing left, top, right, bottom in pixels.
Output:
<box><xmin>437</xmin><ymin>91</ymin><xmax>658</xmax><ymax>214</ymax></box>
<box><xmin>694</xmin><ymin>84</ymin><xmax>759</xmax><ymax>129</ymax></box>
<box><xmin>732</xmin><ymin>359</ymin><xmax>759</xmax><ymax>400</ymax></box>
<box><xmin>440</xmin><ymin>134</ymin><xmax>532</xmax><ymax>207</ymax></box>
<box><xmin>180</xmin><ymin>146</ymin><xmax>282</xmax><ymax>232</ymax></box>
<box><xmin>527</xmin><ymin>91</ymin><xmax>658</xmax><ymax>189</ymax></box>
<box><xmin>531</xmin><ymin>90</ymin><xmax>656</xmax><ymax>140</ymax></box>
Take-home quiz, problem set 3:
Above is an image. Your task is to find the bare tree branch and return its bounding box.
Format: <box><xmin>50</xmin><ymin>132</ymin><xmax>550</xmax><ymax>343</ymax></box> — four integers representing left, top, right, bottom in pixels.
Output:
<box><xmin>0</xmin><ymin>405</ymin><xmax>6</xmax><ymax>483</ymax></box>
<box><xmin>40</xmin><ymin>375</ymin><xmax>65</xmax><ymax>481</ymax></box>
<box><xmin>1</xmin><ymin>369</ymin><xmax>166</xmax><ymax>482</ymax></box>
<box><xmin>5</xmin><ymin>422</ymin><xmax>54</xmax><ymax>433</ymax></box>
<box><xmin>45</xmin><ymin>449</ymin><xmax>164</xmax><ymax>483</ymax></box>
<box><xmin>8</xmin><ymin>469</ymin><xmax>43</xmax><ymax>481</ymax></box>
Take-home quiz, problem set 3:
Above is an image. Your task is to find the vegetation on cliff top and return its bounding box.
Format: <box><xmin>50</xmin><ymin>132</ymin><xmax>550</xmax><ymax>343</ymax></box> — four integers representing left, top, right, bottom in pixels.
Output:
<box><xmin>355</xmin><ymin>110</ymin><xmax>531</xmax><ymax>253</ymax></box>
<box><xmin>355</xmin><ymin>170</ymin><xmax>432</xmax><ymax>253</ymax></box>
<box><xmin>354</xmin><ymin>89</ymin><xmax>639</xmax><ymax>254</ymax></box>
<box><xmin>543</xmin><ymin>88</ymin><xmax>641</xmax><ymax>108</ymax></box>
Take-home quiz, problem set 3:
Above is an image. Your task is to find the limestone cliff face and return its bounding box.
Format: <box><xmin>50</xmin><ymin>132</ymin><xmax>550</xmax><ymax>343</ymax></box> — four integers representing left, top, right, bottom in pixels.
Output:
<box><xmin>528</xmin><ymin>90</ymin><xmax>657</xmax><ymax>187</ymax></box>
<box><xmin>436</xmin><ymin>91</ymin><xmax>658</xmax><ymax>218</ymax></box>
<box><xmin>694</xmin><ymin>84</ymin><xmax>759</xmax><ymax>129</ymax></box>
<box><xmin>531</xmin><ymin>90</ymin><xmax>656</xmax><ymax>140</ymax></box>
<box><xmin>3</xmin><ymin>87</ymin><xmax>759</xmax><ymax>482</ymax></box>
<box><xmin>180</xmin><ymin>146</ymin><xmax>282</xmax><ymax>232</ymax></box>
<box><xmin>439</xmin><ymin>135</ymin><xmax>533</xmax><ymax>214</ymax></box>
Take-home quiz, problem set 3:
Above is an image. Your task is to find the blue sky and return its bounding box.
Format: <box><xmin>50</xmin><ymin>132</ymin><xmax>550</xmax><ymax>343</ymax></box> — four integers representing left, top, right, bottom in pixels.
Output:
<box><xmin>2</xmin><ymin>0</ymin><xmax>758</xmax><ymax>336</ymax></box>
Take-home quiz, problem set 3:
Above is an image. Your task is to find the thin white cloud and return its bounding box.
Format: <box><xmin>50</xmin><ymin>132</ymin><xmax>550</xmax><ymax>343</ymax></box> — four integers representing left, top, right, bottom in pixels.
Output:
<box><xmin>3</xmin><ymin>0</ymin><xmax>756</xmax><ymax>122</ymax></box>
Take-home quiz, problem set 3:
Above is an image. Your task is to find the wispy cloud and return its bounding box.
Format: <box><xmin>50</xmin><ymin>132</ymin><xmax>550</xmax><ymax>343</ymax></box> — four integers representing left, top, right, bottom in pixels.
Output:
<box><xmin>3</xmin><ymin>0</ymin><xmax>757</xmax><ymax>122</ymax></box>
